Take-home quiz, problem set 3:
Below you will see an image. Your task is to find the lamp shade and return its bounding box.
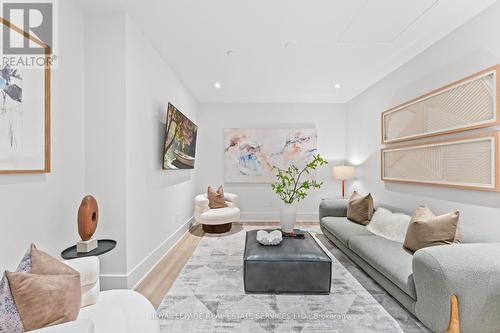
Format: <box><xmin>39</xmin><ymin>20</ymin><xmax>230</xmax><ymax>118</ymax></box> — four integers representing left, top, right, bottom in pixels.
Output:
<box><xmin>332</xmin><ymin>165</ymin><xmax>356</xmax><ymax>180</ymax></box>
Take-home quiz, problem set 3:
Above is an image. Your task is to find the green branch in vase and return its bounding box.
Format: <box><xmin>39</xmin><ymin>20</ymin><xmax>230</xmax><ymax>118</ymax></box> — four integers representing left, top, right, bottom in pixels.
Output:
<box><xmin>271</xmin><ymin>154</ymin><xmax>328</xmax><ymax>204</ymax></box>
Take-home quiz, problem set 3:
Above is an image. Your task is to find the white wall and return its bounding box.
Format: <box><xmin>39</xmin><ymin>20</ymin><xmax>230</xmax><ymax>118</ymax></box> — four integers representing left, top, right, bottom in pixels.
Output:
<box><xmin>346</xmin><ymin>2</ymin><xmax>500</xmax><ymax>242</ymax></box>
<box><xmin>5</xmin><ymin>0</ymin><xmax>500</xmax><ymax>289</ymax></box>
<box><xmin>196</xmin><ymin>103</ymin><xmax>346</xmax><ymax>221</ymax></box>
<box><xmin>0</xmin><ymin>1</ymin><xmax>86</xmax><ymax>269</ymax></box>
<box><xmin>84</xmin><ymin>13</ymin><xmax>128</xmax><ymax>288</ymax></box>
<box><xmin>83</xmin><ymin>13</ymin><xmax>199</xmax><ymax>289</ymax></box>
<box><xmin>125</xmin><ymin>16</ymin><xmax>198</xmax><ymax>288</ymax></box>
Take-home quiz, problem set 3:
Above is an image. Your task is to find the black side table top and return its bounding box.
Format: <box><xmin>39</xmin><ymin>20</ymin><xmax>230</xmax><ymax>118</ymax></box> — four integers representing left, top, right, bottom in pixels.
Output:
<box><xmin>61</xmin><ymin>239</ymin><xmax>116</xmax><ymax>260</ymax></box>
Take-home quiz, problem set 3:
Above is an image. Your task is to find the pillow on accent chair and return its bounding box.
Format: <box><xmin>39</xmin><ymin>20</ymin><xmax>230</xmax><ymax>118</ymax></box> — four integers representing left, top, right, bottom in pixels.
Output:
<box><xmin>347</xmin><ymin>191</ymin><xmax>374</xmax><ymax>225</ymax></box>
<box><xmin>403</xmin><ymin>205</ymin><xmax>461</xmax><ymax>252</ymax></box>
<box><xmin>1</xmin><ymin>244</ymin><xmax>82</xmax><ymax>332</ymax></box>
<box><xmin>207</xmin><ymin>185</ymin><xmax>228</xmax><ymax>209</ymax></box>
<box><xmin>366</xmin><ymin>207</ymin><xmax>411</xmax><ymax>243</ymax></box>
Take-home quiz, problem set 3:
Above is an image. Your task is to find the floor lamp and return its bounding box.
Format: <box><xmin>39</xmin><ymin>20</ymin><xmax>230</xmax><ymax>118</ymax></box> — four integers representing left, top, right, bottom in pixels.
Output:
<box><xmin>332</xmin><ymin>165</ymin><xmax>356</xmax><ymax>198</ymax></box>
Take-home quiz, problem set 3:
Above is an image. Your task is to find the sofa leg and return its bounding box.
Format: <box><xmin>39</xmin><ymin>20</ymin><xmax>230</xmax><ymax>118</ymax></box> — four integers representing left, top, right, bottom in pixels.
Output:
<box><xmin>445</xmin><ymin>294</ymin><xmax>460</xmax><ymax>333</ymax></box>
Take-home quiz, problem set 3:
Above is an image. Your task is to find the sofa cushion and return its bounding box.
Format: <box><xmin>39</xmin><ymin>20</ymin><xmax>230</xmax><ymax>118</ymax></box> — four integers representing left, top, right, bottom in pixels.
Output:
<box><xmin>78</xmin><ymin>297</ymin><xmax>127</xmax><ymax>333</ymax></box>
<box><xmin>348</xmin><ymin>235</ymin><xmax>416</xmax><ymax>299</ymax></box>
<box><xmin>320</xmin><ymin>217</ymin><xmax>374</xmax><ymax>246</ymax></box>
<box><xmin>30</xmin><ymin>319</ymin><xmax>95</xmax><ymax>333</ymax></box>
<box><xmin>78</xmin><ymin>290</ymin><xmax>158</xmax><ymax>333</ymax></box>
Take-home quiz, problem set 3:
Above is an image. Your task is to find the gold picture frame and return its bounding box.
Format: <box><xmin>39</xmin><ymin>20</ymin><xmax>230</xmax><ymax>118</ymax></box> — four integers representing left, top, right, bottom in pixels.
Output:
<box><xmin>0</xmin><ymin>17</ymin><xmax>51</xmax><ymax>174</ymax></box>
<box><xmin>381</xmin><ymin>65</ymin><xmax>500</xmax><ymax>144</ymax></box>
<box><xmin>381</xmin><ymin>131</ymin><xmax>500</xmax><ymax>191</ymax></box>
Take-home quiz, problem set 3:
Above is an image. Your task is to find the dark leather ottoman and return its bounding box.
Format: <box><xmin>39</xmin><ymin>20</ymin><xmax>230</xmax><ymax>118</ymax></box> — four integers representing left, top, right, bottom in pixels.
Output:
<box><xmin>243</xmin><ymin>230</ymin><xmax>332</xmax><ymax>294</ymax></box>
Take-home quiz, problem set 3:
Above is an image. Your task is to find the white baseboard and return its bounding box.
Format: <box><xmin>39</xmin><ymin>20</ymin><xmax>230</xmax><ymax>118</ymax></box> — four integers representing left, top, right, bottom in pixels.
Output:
<box><xmin>240</xmin><ymin>211</ymin><xmax>319</xmax><ymax>222</ymax></box>
<box><xmin>99</xmin><ymin>274</ymin><xmax>128</xmax><ymax>290</ymax></box>
<box><xmin>128</xmin><ymin>216</ymin><xmax>195</xmax><ymax>289</ymax></box>
<box><xmin>98</xmin><ymin>216</ymin><xmax>195</xmax><ymax>290</ymax></box>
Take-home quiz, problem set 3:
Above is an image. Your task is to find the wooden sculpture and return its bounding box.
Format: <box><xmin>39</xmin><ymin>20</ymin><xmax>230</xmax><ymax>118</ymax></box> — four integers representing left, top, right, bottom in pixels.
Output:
<box><xmin>78</xmin><ymin>195</ymin><xmax>99</xmax><ymax>241</ymax></box>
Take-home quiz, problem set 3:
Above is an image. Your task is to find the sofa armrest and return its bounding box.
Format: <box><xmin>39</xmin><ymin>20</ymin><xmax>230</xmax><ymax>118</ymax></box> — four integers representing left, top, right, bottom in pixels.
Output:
<box><xmin>319</xmin><ymin>199</ymin><xmax>348</xmax><ymax>219</ymax></box>
<box><xmin>195</xmin><ymin>194</ymin><xmax>209</xmax><ymax>208</ymax></box>
<box><xmin>194</xmin><ymin>195</ymin><xmax>209</xmax><ymax>223</ymax></box>
<box><xmin>224</xmin><ymin>192</ymin><xmax>238</xmax><ymax>205</ymax></box>
<box><xmin>30</xmin><ymin>319</ymin><xmax>94</xmax><ymax>333</ymax></box>
<box><xmin>413</xmin><ymin>243</ymin><xmax>500</xmax><ymax>333</ymax></box>
<box><xmin>63</xmin><ymin>256</ymin><xmax>100</xmax><ymax>307</ymax></box>
<box><xmin>63</xmin><ymin>256</ymin><xmax>99</xmax><ymax>286</ymax></box>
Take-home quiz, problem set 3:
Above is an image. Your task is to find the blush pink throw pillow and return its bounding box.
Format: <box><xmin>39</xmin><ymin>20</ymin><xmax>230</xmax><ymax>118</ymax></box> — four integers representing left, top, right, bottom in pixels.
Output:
<box><xmin>207</xmin><ymin>186</ymin><xmax>228</xmax><ymax>209</ymax></box>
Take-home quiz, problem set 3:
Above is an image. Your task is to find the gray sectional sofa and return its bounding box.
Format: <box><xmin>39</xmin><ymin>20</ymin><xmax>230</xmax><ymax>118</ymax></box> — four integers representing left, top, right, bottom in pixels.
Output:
<box><xmin>319</xmin><ymin>198</ymin><xmax>500</xmax><ymax>333</ymax></box>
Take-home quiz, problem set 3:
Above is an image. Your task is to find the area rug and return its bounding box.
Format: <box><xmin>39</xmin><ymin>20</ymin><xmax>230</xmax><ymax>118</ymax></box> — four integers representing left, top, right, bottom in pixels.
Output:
<box><xmin>157</xmin><ymin>225</ymin><xmax>404</xmax><ymax>332</ymax></box>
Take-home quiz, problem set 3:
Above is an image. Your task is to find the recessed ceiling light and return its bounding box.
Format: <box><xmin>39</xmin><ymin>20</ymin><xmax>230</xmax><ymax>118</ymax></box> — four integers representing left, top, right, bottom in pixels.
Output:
<box><xmin>334</xmin><ymin>83</ymin><xmax>341</xmax><ymax>89</ymax></box>
<box><xmin>214</xmin><ymin>82</ymin><xmax>221</xmax><ymax>89</ymax></box>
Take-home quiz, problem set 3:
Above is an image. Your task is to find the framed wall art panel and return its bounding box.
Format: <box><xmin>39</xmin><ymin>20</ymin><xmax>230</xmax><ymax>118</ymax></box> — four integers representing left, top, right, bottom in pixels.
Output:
<box><xmin>381</xmin><ymin>132</ymin><xmax>500</xmax><ymax>191</ymax></box>
<box><xmin>382</xmin><ymin>65</ymin><xmax>500</xmax><ymax>144</ymax></box>
<box><xmin>0</xmin><ymin>18</ymin><xmax>51</xmax><ymax>174</ymax></box>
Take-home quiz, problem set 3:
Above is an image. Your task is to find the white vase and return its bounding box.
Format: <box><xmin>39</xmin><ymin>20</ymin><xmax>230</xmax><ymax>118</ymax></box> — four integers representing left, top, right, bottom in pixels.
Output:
<box><xmin>280</xmin><ymin>203</ymin><xmax>297</xmax><ymax>233</ymax></box>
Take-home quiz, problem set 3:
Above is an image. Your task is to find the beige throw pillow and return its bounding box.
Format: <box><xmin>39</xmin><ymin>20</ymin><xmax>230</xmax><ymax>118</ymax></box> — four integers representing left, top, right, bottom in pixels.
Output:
<box><xmin>347</xmin><ymin>191</ymin><xmax>374</xmax><ymax>225</ymax></box>
<box><xmin>6</xmin><ymin>272</ymin><xmax>81</xmax><ymax>331</ymax></box>
<box><xmin>403</xmin><ymin>205</ymin><xmax>461</xmax><ymax>252</ymax></box>
<box><xmin>6</xmin><ymin>245</ymin><xmax>81</xmax><ymax>331</ymax></box>
<box><xmin>30</xmin><ymin>245</ymin><xmax>78</xmax><ymax>276</ymax></box>
<box><xmin>207</xmin><ymin>186</ymin><xmax>228</xmax><ymax>209</ymax></box>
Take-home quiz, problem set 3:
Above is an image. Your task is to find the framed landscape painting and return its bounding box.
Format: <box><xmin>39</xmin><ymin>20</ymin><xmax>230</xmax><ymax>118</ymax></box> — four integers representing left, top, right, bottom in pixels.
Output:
<box><xmin>223</xmin><ymin>128</ymin><xmax>317</xmax><ymax>183</ymax></box>
<box><xmin>163</xmin><ymin>103</ymin><xmax>198</xmax><ymax>170</ymax></box>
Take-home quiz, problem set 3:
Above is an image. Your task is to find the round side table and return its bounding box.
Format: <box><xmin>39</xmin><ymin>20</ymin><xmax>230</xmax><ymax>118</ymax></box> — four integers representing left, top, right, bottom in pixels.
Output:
<box><xmin>61</xmin><ymin>239</ymin><xmax>116</xmax><ymax>260</ymax></box>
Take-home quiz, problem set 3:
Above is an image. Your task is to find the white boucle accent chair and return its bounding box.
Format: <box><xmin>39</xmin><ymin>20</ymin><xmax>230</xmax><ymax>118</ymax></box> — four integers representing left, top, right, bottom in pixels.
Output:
<box><xmin>194</xmin><ymin>192</ymin><xmax>240</xmax><ymax>233</ymax></box>
<box><xmin>31</xmin><ymin>256</ymin><xmax>159</xmax><ymax>333</ymax></box>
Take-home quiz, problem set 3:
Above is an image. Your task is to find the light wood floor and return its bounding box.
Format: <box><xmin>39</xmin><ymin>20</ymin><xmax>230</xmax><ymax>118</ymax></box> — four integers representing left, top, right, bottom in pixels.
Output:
<box><xmin>136</xmin><ymin>221</ymin><xmax>428</xmax><ymax>332</ymax></box>
<box><xmin>134</xmin><ymin>223</ymin><xmax>205</xmax><ymax>308</ymax></box>
<box><xmin>134</xmin><ymin>221</ymin><xmax>318</xmax><ymax>309</ymax></box>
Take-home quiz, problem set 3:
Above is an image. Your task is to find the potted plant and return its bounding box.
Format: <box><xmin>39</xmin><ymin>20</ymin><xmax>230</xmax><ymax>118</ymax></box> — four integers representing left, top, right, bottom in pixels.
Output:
<box><xmin>271</xmin><ymin>154</ymin><xmax>328</xmax><ymax>233</ymax></box>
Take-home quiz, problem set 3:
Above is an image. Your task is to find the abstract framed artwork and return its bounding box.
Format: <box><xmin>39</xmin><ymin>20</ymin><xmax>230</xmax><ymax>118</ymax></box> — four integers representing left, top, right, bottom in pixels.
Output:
<box><xmin>382</xmin><ymin>65</ymin><xmax>500</xmax><ymax>144</ymax></box>
<box><xmin>162</xmin><ymin>103</ymin><xmax>198</xmax><ymax>170</ymax></box>
<box><xmin>223</xmin><ymin>128</ymin><xmax>317</xmax><ymax>183</ymax></box>
<box><xmin>381</xmin><ymin>132</ymin><xmax>500</xmax><ymax>191</ymax></box>
<box><xmin>0</xmin><ymin>18</ymin><xmax>51</xmax><ymax>174</ymax></box>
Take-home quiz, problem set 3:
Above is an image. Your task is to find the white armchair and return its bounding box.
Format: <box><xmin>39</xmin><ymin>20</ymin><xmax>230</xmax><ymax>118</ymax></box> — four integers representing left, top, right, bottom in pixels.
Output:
<box><xmin>194</xmin><ymin>192</ymin><xmax>240</xmax><ymax>233</ymax></box>
<box><xmin>31</xmin><ymin>256</ymin><xmax>159</xmax><ymax>333</ymax></box>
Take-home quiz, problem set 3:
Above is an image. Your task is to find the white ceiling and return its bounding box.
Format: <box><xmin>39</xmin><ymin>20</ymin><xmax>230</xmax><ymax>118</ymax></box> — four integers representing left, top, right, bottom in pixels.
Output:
<box><xmin>74</xmin><ymin>0</ymin><xmax>498</xmax><ymax>103</ymax></box>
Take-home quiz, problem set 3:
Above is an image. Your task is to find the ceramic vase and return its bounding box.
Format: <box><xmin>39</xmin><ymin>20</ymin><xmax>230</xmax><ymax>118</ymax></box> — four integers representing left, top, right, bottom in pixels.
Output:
<box><xmin>280</xmin><ymin>203</ymin><xmax>297</xmax><ymax>233</ymax></box>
